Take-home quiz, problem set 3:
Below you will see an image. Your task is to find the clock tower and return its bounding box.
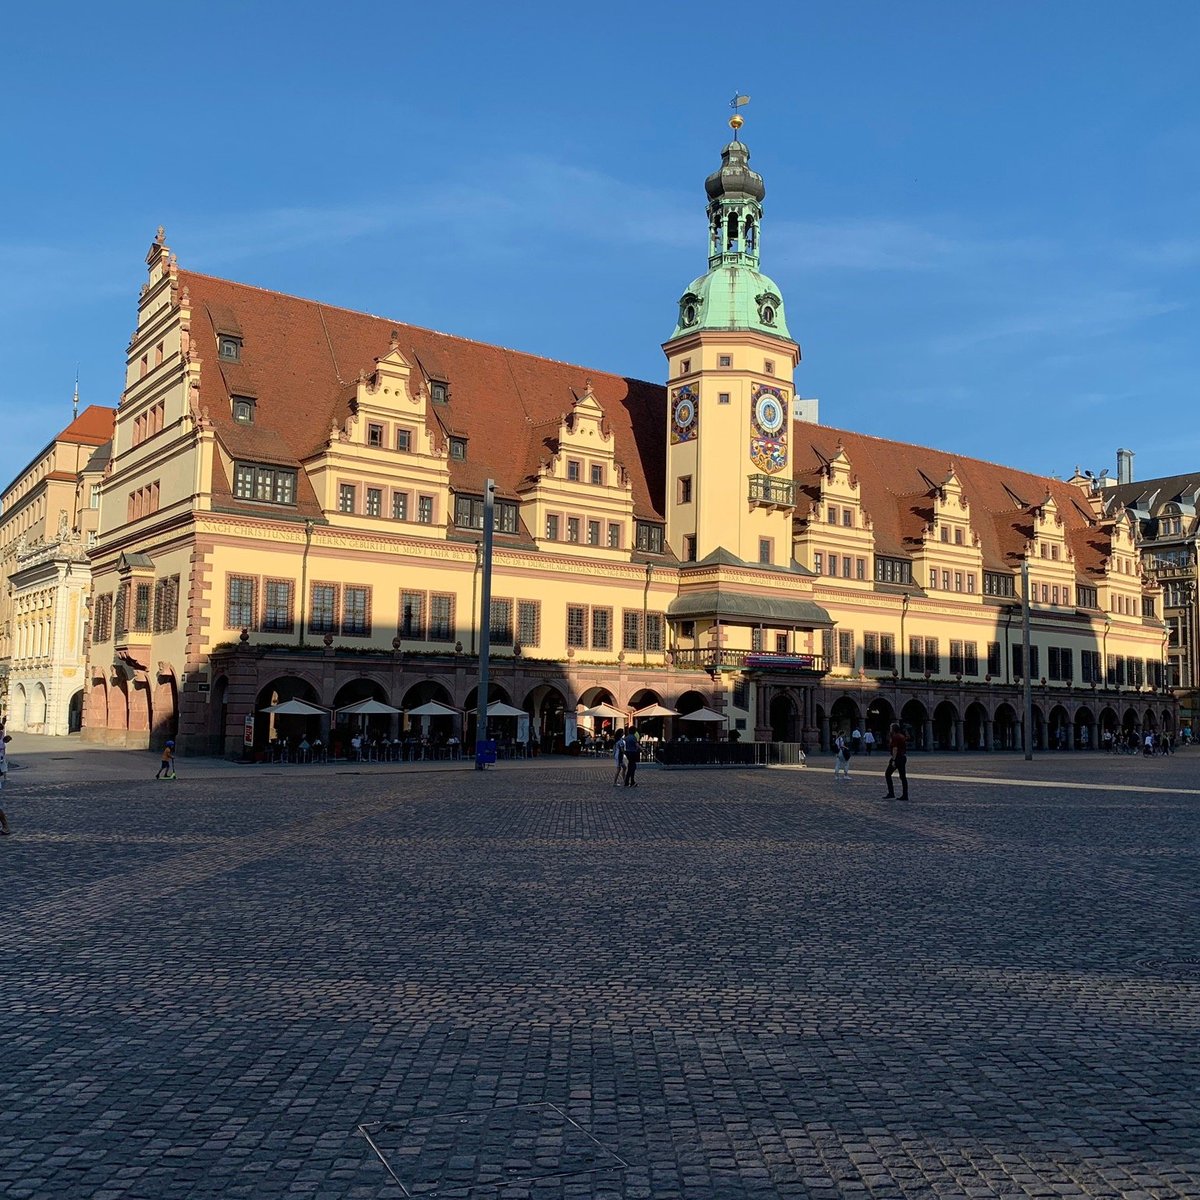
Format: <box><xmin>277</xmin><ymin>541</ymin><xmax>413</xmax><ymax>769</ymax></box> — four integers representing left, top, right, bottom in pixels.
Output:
<box><xmin>662</xmin><ymin>113</ymin><xmax>800</xmax><ymax>568</ymax></box>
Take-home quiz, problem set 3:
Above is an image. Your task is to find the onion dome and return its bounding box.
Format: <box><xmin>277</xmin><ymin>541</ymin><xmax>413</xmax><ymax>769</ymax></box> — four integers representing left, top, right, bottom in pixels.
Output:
<box><xmin>705</xmin><ymin>140</ymin><xmax>766</xmax><ymax>203</ymax></box>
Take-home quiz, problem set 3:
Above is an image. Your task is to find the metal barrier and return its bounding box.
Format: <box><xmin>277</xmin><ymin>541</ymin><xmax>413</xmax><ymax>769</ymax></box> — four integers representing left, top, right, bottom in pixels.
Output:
<box><xmin>767</xmin><ymin>742</ymin><xmax>808</xmax><ymax>767</ymax></box>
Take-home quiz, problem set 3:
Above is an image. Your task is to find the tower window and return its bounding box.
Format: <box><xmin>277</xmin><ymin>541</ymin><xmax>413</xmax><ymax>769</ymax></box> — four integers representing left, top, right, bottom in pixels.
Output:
<box><xmin>718</xmin><ymin>355</ymin><xmax>732</xmax><ymax>368</ymax></box>
<box><xmin>761</xmin><ymin>306</ymin><xmax>775</xmax><ymax>325</ymax></box>
<box><xmin>678</xmin><ymin>476</ymin><xmax>692</xmax><ymax>504</ymax></box>
<box><xmin>763</xmin><ymin>359</ymin><xmax>775</xmax><ymax>375</ymax></box>
<box><xmin>680</xmin><ymin>359</ymin><xmax>691</xmax><ymax>374</ymax></box>
<box><xmin>683</xmin><ymin>304</ymin><xmax>696</xmax><ymax>325</ymax></box>
<box><xmin>718</xmin><ymin>392</ymin><xmax>730</xmax><ymax>405</ymax></box>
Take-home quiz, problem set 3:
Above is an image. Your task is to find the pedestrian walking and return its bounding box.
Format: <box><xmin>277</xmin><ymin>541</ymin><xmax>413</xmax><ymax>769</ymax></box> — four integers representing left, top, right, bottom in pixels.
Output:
<box><xmin>883</xmin><ymin>722</ymin><xmax>909</xmax><ymax>801</ymax></box>
<box><xmin>863</xmin><ymin>729</ymin><xmax>875</xmax><ymax>756</ymax></box>
<box><xmin>833</xmin><ymin>733</ymin><xmax>851</xmax><ymax>782</ymax></box>
<box><xmin>850</xmin><ymin>727</ymin><xmax>862</xmax><ymax>756</ymax></box>
<box><xmin>155</xmin><ymin>740</ymin><xmax>177</xmax><ymax>780</ymax></box>
<box><xmin>622</xmin><ymin>729</ymin><xmax>641</xmax><ymax>788</ymax></box>
<box><xmin>612</xmin><ymin>729</ymin><xmax>627</xmax><ymax>786</ymax></box>
<box><xmin>0</xmin><ymin>731</ymin><xmax>11</xmax><ymax>835</ymax></box>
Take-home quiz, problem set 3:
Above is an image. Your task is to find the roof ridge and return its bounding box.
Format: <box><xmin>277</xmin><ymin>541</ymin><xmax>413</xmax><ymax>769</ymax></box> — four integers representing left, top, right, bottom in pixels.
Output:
<box><xmin>179</xmin><ymin>269</ymin><xmax>662</xmax><ymax>390</ymax></box>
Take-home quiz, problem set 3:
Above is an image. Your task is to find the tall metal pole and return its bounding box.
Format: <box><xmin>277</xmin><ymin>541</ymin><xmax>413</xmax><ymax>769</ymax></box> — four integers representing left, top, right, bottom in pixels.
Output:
<box><xmin>1022</xmin><ymin>555</ymin><xmax>1034</xmax><ymax>761</ymax></box>
<box><xmin>474</xmin><ymin>480</ymin><xmax>495</xmax><ymax>769</ymax></box>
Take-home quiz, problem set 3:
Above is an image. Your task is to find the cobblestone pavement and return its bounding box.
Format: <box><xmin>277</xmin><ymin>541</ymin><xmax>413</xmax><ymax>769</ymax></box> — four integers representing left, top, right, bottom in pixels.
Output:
<box><xmin>1</xmin><ymin>756</ymin><xmax>1197</xmax><ymax>1198</ymax></box>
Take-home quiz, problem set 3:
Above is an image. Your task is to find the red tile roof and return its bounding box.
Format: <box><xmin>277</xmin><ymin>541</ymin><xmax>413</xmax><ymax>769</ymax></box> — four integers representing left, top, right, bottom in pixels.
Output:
<box><xmin>181</xmin><ymin>272</ymin><xmax>666</xmax><ymax>519</ymax></box>
<box><xmin>58</xmin><ymin>405</ymin><xmax>115</xmax><ymax>446</ymax></box>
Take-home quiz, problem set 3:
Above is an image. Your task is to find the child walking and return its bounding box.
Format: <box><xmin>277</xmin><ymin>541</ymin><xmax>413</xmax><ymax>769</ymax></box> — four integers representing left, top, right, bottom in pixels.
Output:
<box><xmin>156</xmin><ymin>740</ymin><xmax>177</xmax><ymax>780</ymax></box>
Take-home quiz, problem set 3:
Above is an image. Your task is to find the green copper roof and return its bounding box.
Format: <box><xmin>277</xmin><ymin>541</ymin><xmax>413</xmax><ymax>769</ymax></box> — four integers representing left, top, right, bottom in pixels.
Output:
<box><xmin>671</xmin><ymin>263</ymin><xmax>792</xmax><ymax>341</ymax></box>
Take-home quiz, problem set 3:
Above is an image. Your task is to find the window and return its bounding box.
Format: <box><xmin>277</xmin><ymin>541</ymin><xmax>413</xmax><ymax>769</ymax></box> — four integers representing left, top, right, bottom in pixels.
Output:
<box><xmin>940</xmin><ymin>525</ymin><xmax>949</xmax><ymax>543</ymax></box>
<box><xmin>718</xmin><ymin>392</ymin><xmax>730</xmax><ymax>405</ymax></box>
<box><xmin>449</xmin><ymin>437</ymin><xmax>467</xmax><ymax>460</ymax></box>
<box><xmin>646</xmin><ymin>613</ymin><xmax>664</xmax><ymax>652</ymax></box>
<box><xmin>227</xmin><ymin>575</ymin><xmax>256</xmax><ymax>630</ymax></box>
<box><xmin>813</xmin><ymin>552</ymin><xmax>823</xmax><ymax>574</ymax></box>
<box><xmin>842</xmin><ymin>508</ymin><xmax>853</xmax><ymax>527</ymax></box>
<box><xmin>396</xmin><ymin>428</ymin><xmax>413</xmax><ymax>452</ymax></box>
<box><xmin>838</xmin><ymin>630</ymin><xmax>854</xmax><ymax>666</ymax></box>
<box><xmin>93</xmin><ymin>594</ymin><xmax>113</xmax><ymax>642</ymax></box>
<box><xmin>843</xmin><ymin>556</ymin><xmax>852</xmax><ymax>578</ymax></box>
<box><xmin>987</xmin><ymin>642</ymin><xmax>1002</xmax><ymax>677</ymax></box>
<box><xmin>310</xmin><ymin>583</ymin><xmax>338</xmax><ymax>635</ymax></box>
<box><xmin>635</xmin><ymin>522</ymin><xmax>664</xmax><ymax>554</ymax></box>
<box><xmin>718</xmin><ymin>355</ymin><xmax>732</xmax><ymax>367</ymax></box>
<box><xmin>1142</xmin><ymin>596</ymin><xmax>1156</xmax><ymax>618</ymax></box>
<box><xmin>263</xmin><ymin>580</ymin><xmax>294</xmax><ymax>633</ymax></box>
<box><xmin>366</xmin><ymin>488</ymin><xmax>382</xmax><ymax>518</ymax></box>
<box><xmin>497</xmin><ymin>501</ymin><xmax>518</xmax><ymax>534</ymax></box>
<box><xmin>863</xmin><ymin>632</ymin><xmax>896</xmax><ymax>672</ymax></box>
<box><xmin>590</xmin><ymin>464</ymin><xmax>604</xmax><ymax>486</ymax></box>
<box><xmin>759</xmin><ymin>538</ymin><xmax>772</xmax><ymax>565</ymax></box>
<box><xmin>490</xmin><ymin>598</ymin><xmax>513</xmax><ymax>646</ymax></box>
<box><xmin>567</xmin><ymin>605</ymin><xmax>587</xmax><ymax>648</ymax></box>
<box><xmin>115</xmin><ymin>582</ymin><xmax>129</xmax><ymax>636</ymax></box>
<box><xmin>517</xmin><ymin>600</ymin><xmax>540</xmax><ymax>648</ymax></box>
<box><xmin>966</xmin><ymin>574</ymin><xmax>975</xmax><ymax>593</ymax></box>
<box><xmin>89</xmin><ymin>485</ymin><xmax>100</xmax><ymax>509</ymax></box>
<box><xmin>623</xmin><ymin>611</ymin><xmax>643</xmax><ymax>651</ymax></box>
<box><xmin>875</xmin><ymin>557</ymin><xmax>913</xmax><ymax>585</ymax></box>
<box><xmin>752</xmin><ymin>628</ymin><xmax>764</xmax><ymax>653</ymax></box>
<box><xmin>942</xmin><ymin>570</ymin><xmax>951</xmax><ymax>591</ymax></box>
<box><xmin>828</xmin><ymin>506</ymin><xmax>837</xmax><ymax>525</ymax></box>
<box><xmin>856</xmin><ymin>558</ymin><xmax>866</xmax><ymax>580</ymax></box>
<box><xmin>219</xmin><ymin>335</ymin><xmax>241</xmax><ymax>362</ymax></box>
<box><xmin>567</xmin><ymin>517</ymin><xmax>580</xmax><ymax>543</ymax></box>
<box><xmin>430</xmin><ymin>381</ymin><xmax>448</xmax><ymax>404</ymax></box>
<box><xmin>1051</xmin><ymin>544</ymin><xmax>1059</xmax><ymax>560</ymax></box>
<box><xmin>367</xmin><ymin>423</ymin><xmax>384</xmax><ymax>447</ymax></box>
<box><xmin>954</xmin><ymin>572</ymin><xmax>963</xmax><ymax>593</ymax></box>
<box><xmin>591</xmin><ymin>607</ymin><xmax>612</xmax><ymax>650</ymax></box>
<box><xmin>342</xmin><ymin>586</ymin><xmax>371</xmax><ymax>637</ymax></box>
<box><xmin>134</xmin><ymin>583</ymin><xmax>152</xmax><ymax>632</ymax></box>
<box><xmin>429</xmin><ymin>594</ymin><xmax>455</xmax><ymax>641</ymax></box>
<box><xmin>955</xmin><ymin>527</ymin><xmax>963</xmax><ymax>545</ymax></box>
<box><xmin>764</xmin><ymin>359</ymin><xmax>775</xmax><ymax>375</ymax></box>
<box><xmin>587</xmin><ymin>520</ymin><xmax>601</xmax><ymax>546</ymax></box>
<box><xmin>984</xmin><ymin>572</ymin><xmax>1016</xmax><ymax>598</ymax></box>
<box><xmin>455</xmin><ymin>495</ymin><xmax>485</xmax><ymax>530</ymax></box>
<box><xmin>233</xmin><ymin>397</ymin><xmax>255</xmax><ymax>424</ymax></box>
<box><xmin>338</xmin><ymin>484</ymin><xmax>356</xmax><ymax>514</ymax></box>
<box><xmin>829</xmin><ymin>555</ymin><xmax>838</xmax><ymax>577</ymax></box>
<box><xmin>546</xmin><ymin>514</ymin><xmax>559</xmax><ymax>540</ymax></box>
<box><xmin>679</xmin><ymin>476</ymin><xmax>693</xmax><ymax>504</ymax></box>
<box><xmin>232</xmin><ymin>464</ymin><xmax>295</xmax><ymax>505</ymax></box>
<box><xmin>683</xmin><ymin>535</ymin><xmax>697</xmax><ymax>562</ymax></box>
<box><xmin>910</xmin><ymin>637</ymin><xmax>940</xmax><ymax>674</ymax></box>
<box><xmin>417</xmin><ymin>495</ymin><xmax>433</xmax><ymax>524</ymax></box>
<box><xmin>1041</xmin><ymin>583</ymin><xmax>1049</xmax><ymax>604</ymax></box>
<box><xmin>392</xmin><ymin>492</ymin><xmax>409</xmax><ymax>521</ymax></box>
<box><xmin>400</xmin><ymin>591</ymin><xmax>424</xmax><ymax>639</ymax></box>
<box><xmin>679</xmin><ymin>359</ymin><xmax>691</xmax><ymax>374</ymax></box>
<box><xmin>930</xmin><ymin>570</ymin><xmax>938</xmax><ymax>590</ymax></box>
<box><xmin>950</xmin><ymin>641</ymin><xmax>966</xmax><ymax>675</ymax></box>
<box><xmin>567</xmin><ymin>460</ymin><xmax>581</xmax><ymax>482</ymax></box>
<box><xmin>1013</xmin><ymin>644</ymin><xmax>1040</xmax><ymax>680</ymax></box>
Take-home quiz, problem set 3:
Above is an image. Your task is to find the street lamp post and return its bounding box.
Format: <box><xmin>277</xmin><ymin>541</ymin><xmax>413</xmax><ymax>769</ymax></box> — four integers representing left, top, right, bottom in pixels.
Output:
<box><xmin>1022</xmin><ymin>555</ymin><xmax>1033</xmax><ymax>761</ymax></box>
<box><xmin>474</xmin><ymin>480</ymin><xmax>496</xmax><ymax>770</ymax></box>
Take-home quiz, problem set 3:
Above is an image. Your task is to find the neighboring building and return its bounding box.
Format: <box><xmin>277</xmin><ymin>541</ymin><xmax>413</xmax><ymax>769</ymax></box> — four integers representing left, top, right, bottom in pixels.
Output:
<box><xmin>1096</xmin><ymin>461</ymin><xmax>1200</xmax><ymax>730</ymax></box>
<box><xmin>0</xmin><ymin>405</ymin><xmax>115</xmax><ymax>733</ymax></box>
<box><xmin>83</xmin><ymin>126</ymin><xmax>1172</xmax><ymax>755</ymax></box>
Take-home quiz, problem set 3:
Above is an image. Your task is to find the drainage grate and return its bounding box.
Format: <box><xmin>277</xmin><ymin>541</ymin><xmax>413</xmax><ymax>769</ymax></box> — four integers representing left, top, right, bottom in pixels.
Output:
<box><xmin>1138</xmin><ymin>956</ymin><xmax>1200</xmax><ymax>976</ymax></box>
<box><xmin>359</xmin><ymin>1101</ymin><xmax>627</xmax><ymax>1197</ymax></box>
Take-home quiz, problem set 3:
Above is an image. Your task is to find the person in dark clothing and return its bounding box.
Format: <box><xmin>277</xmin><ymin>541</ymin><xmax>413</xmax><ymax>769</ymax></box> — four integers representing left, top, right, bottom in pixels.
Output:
<box><xmin>883</xmin><ymin>722</ymin><xmax>909</xmax><ymax>800</ymax></box>
<box><xmin>622</xmin><ymin>730</ymin><xmax>641</xmax><ymax>787</ymax></box>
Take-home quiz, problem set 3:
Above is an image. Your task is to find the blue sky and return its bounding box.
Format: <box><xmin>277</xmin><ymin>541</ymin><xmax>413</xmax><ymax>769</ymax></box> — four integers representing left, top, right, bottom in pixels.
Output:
<box><xmin>2</xmin><ymin>1</ymin><xmax>1198</xmax><ymax>488</ymax></box>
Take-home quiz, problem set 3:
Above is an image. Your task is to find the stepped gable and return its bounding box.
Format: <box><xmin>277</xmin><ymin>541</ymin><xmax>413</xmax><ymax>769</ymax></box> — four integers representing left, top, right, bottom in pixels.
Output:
<box><xmin>793</xmin><ymin>424</ymin><xmax>1102</xmax><ymax>578</ymax></box>
<box><xmin>181</xmin><ymin>271</ymin><xmax>666</xmax><ymax>521</ymax></box>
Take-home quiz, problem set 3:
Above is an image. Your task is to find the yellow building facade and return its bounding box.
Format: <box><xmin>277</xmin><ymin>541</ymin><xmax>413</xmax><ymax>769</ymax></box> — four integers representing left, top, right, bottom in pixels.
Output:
<box><xmin>82</xmin><ymin>136</ymin><xmax>1174</xmax><ymax>755</ymax></box>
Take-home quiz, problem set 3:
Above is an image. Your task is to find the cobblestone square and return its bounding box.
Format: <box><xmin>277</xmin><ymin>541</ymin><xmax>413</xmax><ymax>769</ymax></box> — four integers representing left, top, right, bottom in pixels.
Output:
<box><xmin>1</xmin><ymin>753</ymin><xmax>1197</xmax><ymax>1198</ymax></box>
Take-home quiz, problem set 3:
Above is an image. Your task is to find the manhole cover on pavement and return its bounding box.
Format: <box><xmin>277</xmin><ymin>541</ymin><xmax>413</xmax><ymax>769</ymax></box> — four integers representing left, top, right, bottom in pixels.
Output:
<box><xmin>359</xmin><ymin>1101</ymin><xmax>627</xmax><ymax>1197</ymax></box>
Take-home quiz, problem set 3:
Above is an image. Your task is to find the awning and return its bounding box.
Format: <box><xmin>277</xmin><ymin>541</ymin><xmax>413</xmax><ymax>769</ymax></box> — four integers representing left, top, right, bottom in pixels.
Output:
<box><xmin>668</xmin><ymin>589</ymin><xmax>833</xmax><ymax>627</ymax></box>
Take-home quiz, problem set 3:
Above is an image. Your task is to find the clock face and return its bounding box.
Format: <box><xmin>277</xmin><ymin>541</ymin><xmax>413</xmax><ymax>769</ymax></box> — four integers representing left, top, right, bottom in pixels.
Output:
<box><xmin>754</xmin><ymin>392</ymin><xmax>784</xmax><ymax>435</ymax></box>
<box><xmin>671</xmin><ymin>385</ymin><xmax>698</xmax><ymax>444</ymax></box>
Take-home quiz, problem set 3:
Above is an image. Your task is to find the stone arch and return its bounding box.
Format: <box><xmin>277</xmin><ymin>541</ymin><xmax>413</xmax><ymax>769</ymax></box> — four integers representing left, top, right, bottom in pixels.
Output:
<box><xmin>255</xmin><ymin>675</ymin><xmax>324</xmax><ymax>752</ymax></box>
<box><xmin>994</xmin><ymin>702</ymin><xmax>1019</xmax><ymax>750</ymax></box>
<box><xmin>523</xmin><ymin>682</ymin><xmax>569</xmax><ymax>752</ymax></box>
<box><xmin>964</xmin><ymin>701</ymin><xmax>988</xmax><ymax>751</ymax></box>
<box><xmin>463</xmin><ymin>682</ymin><xmax>513</xmax><ymax>711</ymax></box>
<box><xmin>813</xmin><ymin>701</ymin><xmax>828</xmax><ymax>750</ymax></box>
<box><xmin>1098</xmin><ymin>705</ymin><xmax>1119</xmax><ymax>734</ymax></box>
<box><xmin>29</xmin><ymin>683</ymin><xmax>48</xmax><ymax>730</ymax></box>
<box><xmin>578</xmin><ymin>685</ymin><xmax>617</xmax><ymax>709</ymax></box>
<box><xmin>932</xmin><ymin>700</ymin><xmax>959</xmax><ymax>750</ymax></box>
<box><xmin>333</xmin><ymin>677</ymin><xmax>389</xmax><ymax>710</ymax></box>
<box><xmin>67</xmin><ymin>688</ymin><xmax>85</xmax><ymax>734</ymax></box>
<box><xmin>151</xmin><ymin>669</ymin><xmax>178</xmax><ymax>749</ymax></box>
<box><xmin>11</xmin><ymin>683</ymin><xmax>28</xmax><ymax>731</ymax></box>
<box><xmin>1122</xmin><ymin>706</ymin><xmax>1139</xmax><ymax>733</ymax></box>
<box><xmin>829</xmin><ymin>696</ymin><xmax>860</xmax><ymax>742</ymax></box>
<box><xmin>865</xmin><ymin>695</ymin><xmax>894</xmax><ymax>740</ymax></box>
<box><xmin>676</xmin><ymin>689</ymin><xmax>709</xmax><ymax>716</ymax></box>
<box><xmin>628</xmin><ymin>687</ymin><xmax>662</xmax><ymax>710</ymax></box>
<box><xmin>1074</xmin><ymin>705</ymin><xmax>1096</xmax><ymax>750</ymax></box>
<box><xmin>1142</xmin><ymin>707</ymin><xmax>1158</xmax><ymax>732</ymax></box>
<box><xmin>1048</xmin><ymin>704</ymin><xmax>1071</xmax><ymax>751</ymax></box>
<box><xmin>401</xmin><ymin>679</ymin><xmax>454</xmax><ymax>709</ymax></box>
<box><xmin>900</xmin><ymin>699</ymin><xmax>928</xmax><ymax>749</ymax></box>
<box><xmin>110</xmin><ymin>677</ymin><xmax>131</xmax><ymax>735</ymax></box>
<box><xmin>1161</xmin><ymin>708</ymin><xmax>1175</xmax><ymax>734</ymax></box>
<box><xmin>769</xmin><ymin>691</ymin><xmax>799</xmax><ymax>742</ymax></box>
<box><xmin>210</xmin><ymin>675</ymin><xmax>230</xmax><ymax>753</ymax></box>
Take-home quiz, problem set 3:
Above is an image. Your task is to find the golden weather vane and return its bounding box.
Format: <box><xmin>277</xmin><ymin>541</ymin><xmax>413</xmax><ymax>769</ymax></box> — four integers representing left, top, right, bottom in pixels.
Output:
<box><xmin>729</xmin><ymin>92</ymin><xmax>750</xmax><ymax>139</ymax></box>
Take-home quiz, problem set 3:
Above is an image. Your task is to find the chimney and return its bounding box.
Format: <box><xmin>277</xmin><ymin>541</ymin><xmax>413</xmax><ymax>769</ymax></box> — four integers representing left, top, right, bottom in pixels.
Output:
<box><xmin>1117</xmin><ymin>447</ymin><xmax>1134</xmax><ymax>485</ymax></box>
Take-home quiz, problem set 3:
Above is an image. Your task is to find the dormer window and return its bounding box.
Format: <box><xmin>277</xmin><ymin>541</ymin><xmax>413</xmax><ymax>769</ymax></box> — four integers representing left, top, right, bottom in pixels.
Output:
<box><xmin>219</xmin><ymin>336</ymin><xmax>242</xmax><ymax>362</ymax></box>
<box><xmin>449</xmin><ymin>437</ymin><xmax>467</xmax><ymax>461</ymax></box>
<box><xmin>232</xmin><ymin>396</ymin><xmax>255</xmax><ymax>424</ymax></box>
<box><xmin>367</xmin><ymin>423</ymin><xmax>384</xmax><ymax>447</ymax></box>
<box><xmin>430</xmin><ymin>381</ymin><xmax>448</xmax><ymax>404</ymax></box>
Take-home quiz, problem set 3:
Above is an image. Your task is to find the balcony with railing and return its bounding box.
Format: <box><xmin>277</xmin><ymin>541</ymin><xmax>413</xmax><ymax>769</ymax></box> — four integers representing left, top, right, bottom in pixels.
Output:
<box><xmin>673</xmin><ymin>647</ymin><xmax>826</xmax><ymax>674</ymax></box>
<box><xmin>747</xmin><ymin>474</ymin><xmax>799</xmax><ymax>509</ymax></box>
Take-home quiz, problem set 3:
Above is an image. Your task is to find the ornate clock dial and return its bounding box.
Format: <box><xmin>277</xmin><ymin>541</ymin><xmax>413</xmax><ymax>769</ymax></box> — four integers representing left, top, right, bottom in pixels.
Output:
<box><xmin>754</xmin><ymin>392</ymin><xmax>784</xmax><ymax>435</ymax></box>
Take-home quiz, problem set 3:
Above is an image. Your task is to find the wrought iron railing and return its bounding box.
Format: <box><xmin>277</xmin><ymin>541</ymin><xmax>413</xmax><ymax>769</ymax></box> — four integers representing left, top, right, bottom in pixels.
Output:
<box><xmin>672</xmin><ymin>648</ymin><xmax>826</xmax><ymax>673</ymax></box>
<box><xmin>747</xmin><ymin>474</ymin><xmax>799</xmax><ymax>507</ymax></box>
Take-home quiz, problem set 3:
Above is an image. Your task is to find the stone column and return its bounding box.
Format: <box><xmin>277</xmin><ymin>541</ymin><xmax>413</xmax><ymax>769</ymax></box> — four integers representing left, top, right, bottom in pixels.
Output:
<box><xmin>953</xmin><ymin>717</ymin><xmax>964</xmax><ymax>751</ymax></box>
<box><xmin>819</xmin><ymin>714</ymin><xmax>830</xmax><ymax>752</ymax></box>
<box><xmin>984</xmin><ymin>716</ymin><xmax>993</xmax><ymax>752</ymax></box>
<box><xmin>923</xmin><ymin>717</ymin><xmax>934</xmax><ymax>752</ymax></box>
<box><xmin>1016</xmin><ymin>720</ymin><xmax>1025</xmax><ymax>752</ymax></box>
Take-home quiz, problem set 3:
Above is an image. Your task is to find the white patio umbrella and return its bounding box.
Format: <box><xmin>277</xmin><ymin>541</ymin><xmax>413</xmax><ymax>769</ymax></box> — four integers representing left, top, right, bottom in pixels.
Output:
<box><xmin>476</xmin><ymin>701</ymin><xmax>528</xmax><ymax>718</ymax></box>
<box><xmin>679</xmin><ymin>706</ymin><xmax>729</xmax><ymax>723</ymax></box>
<box><xmin>580</xmin><ymin>702</ymin><xmax>626</xmax><ymax>721</ymax></box>
<box><xmin>406</xmin><ymin>701</ymin><xmax>460</xmax><ymax>718</ymax></box>
<box><xmin>260</xmin><ymin>698</ymin><xmax>328</xmax><ymax>716</ymax></box>
<box><xmin>336</xmin><ymin>698</ymin><xmax>402</xmax><ymax>716</ymax></box>
<box><xmin>633</xmin><ymin>702</ymin><xmax>679</xmax><ymax>719</ymax></box>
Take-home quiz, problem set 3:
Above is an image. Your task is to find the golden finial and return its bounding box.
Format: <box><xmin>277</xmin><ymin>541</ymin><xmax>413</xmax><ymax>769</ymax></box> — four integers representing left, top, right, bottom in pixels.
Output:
<box><xmin>729</xmin><ymin>93</ymin><xmax>750</xmax><ymax>140</ymax></box>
